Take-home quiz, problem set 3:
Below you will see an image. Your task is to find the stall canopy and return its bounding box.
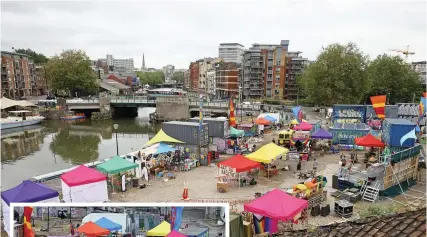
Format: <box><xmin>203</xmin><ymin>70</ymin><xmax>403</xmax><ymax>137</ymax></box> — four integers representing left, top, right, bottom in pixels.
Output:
<box><xmin>145</xmin><ymin>129</ymin><xmax>184</xmax><ymax>146</ymax></box>
<box><xmin>217</xmin><ymin>154</ymin><xmax>261</xmax><ymax>172</ymax></box>
<box><xmin>96</xmin><ymin>156</ymin><xmax>139</xmax><ymax>174</ymax></box>
<box><xmin>264</xmin><ymin>115</ymin><xmax>277</xmax><ymax>123</ymax></box>
<box><xmin>354</xmin><ymin>133</ymin><xmax>385</xmax><ymax>147</ymax></box>
<box><xmin>0</xmin><ymin>97</ymin><xmax>36</xmax><ymax>110</ymax></box>
<box><xmin>95</xmin><ymin>217</ymin><xmax>122</xmax><ymax>231</ymax></box>
<box><xmin>290</xmin><ymin>119</ymin><xmax>299</xmax><ymax>125</ymax></box>
<box><xmin>167</xmin><ymin>230</ymin><xmax>188</xmax><ymax>237</ymax></box>
<box><xmin>246</xmin><ymin>143</ymin><xmax>289</xmax><ymax>164</ymax></box>
<box><xmin>293</xmin><ymin>121</ymin><xmax>313</xmax><ymax>131</ymax></box>
<box><xmin>311</xmin><ymin>128</ymin><xmax>333</xmax><ymax>139</ymax></box>
<box><xmin>255</xmin><ymin>117</ymin><xmax>271</xmax><ymax>125</ymax></box>
<box><xmin>230</xmin><ymin>127</ymin><xmax>244</xmax><ymax>138</ymax></box>
<box><xmin>61</xmin><ymin>165</ymin><xmax>106</xmax><ymax>187</ymax></box>
<box><xmin>77</xmin><ymin>221</ymin><xmax>110</xmax><ymax>237</ymax></box>
<box><xmin>1</xmin><ymin>180</ymin><xmax>59</xmax><ymax>205</ymax></box>
<box><xmin>244</xmin><ymin>188</ymin><xmax>309</xmax><ymax>222</ymax></box>
<box><xmin>147</xmin><ymin>221</ymin><xmax>171</xmax><ymax>236</ymax></box>
<box><xmin>153</xmin><ymin>142</ymin><xmax>177</xmax><ymax>155</ymax></box>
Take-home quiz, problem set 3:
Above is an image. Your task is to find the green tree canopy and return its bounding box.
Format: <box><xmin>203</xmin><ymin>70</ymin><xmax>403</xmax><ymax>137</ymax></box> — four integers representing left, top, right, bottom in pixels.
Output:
<box><xmin>298</xmin><ymin>43</ymin><xmax>370</xmax><ymax>106</ymax></box>
<box><xmin>14</xmin><ymin>48</ymin><xmax>49</xmax><ymax>64</ymax></box>
<box><xmin>136</xmin><ymin>71</ymin><xmax>165</xmax><ymax>86</ymax></box>
<box><xmin>45</xmin><ymin>49</ymin><xmax>99</xmax><ymax>93</ymax></box>
<box><xmin>367</xmin><ymin>54</ymin><xmax>423</xmax><ymax>104</ymax></box>
<box><xmin>171</xmin><ymin>71</ymin><xmax>185</xmax><ymax>84</ymax></box>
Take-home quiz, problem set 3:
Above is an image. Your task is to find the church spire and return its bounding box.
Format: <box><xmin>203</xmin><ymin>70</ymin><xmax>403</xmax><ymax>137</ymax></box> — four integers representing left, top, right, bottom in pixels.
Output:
<box><xmin>142</xmin><ymin>53</ymin><xmax>146</xmax><ymax>70</ymax></box>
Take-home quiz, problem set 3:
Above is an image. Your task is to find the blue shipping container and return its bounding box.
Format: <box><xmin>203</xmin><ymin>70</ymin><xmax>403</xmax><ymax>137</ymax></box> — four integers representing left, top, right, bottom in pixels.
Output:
<box><xmin>332</xmin><ymin>105</ymin><xmax>366</xmax><ymax>124</ymax></box>
<box><xmin>330</xmin><ymin>123</ymin><xmax>371</xmax><ymax>145</ymax></box>
<box><xmin>382</xmin><ymin>118</ymin><xmax>417</xmax><ymax>147</ymax></box>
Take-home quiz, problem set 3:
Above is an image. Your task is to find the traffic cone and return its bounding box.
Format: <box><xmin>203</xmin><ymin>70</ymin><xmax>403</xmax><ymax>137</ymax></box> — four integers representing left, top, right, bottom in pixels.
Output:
<box><xmin>182</xmin><ymin>182</ymin><xmax>190</xmax><ymax>200</ymax></box>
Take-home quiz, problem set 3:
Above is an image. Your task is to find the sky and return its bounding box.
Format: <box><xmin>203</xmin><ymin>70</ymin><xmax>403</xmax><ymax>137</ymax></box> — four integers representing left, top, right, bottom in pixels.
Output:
<box><xmin>1</xmin><ymin>0</ymin><xmax>426</xmax><ymax>69</ymax></box>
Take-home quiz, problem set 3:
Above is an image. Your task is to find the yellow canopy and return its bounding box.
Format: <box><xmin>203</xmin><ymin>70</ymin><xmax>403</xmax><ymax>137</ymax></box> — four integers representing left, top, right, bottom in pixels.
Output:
<box><xmin>246</xmin><ymin>143</ymin><xmax>289</xmax><ymax>164</ymax></box>
<box><xmin>144</xmin><ymin>129</ymin><xmax>184</xmax><ymax>146</ymax></box>
<box><xmin>290</xmin><ymin>119</ymin><xmax>299</xmax><ymax>125</ymax></box>
<box><xmin>147</xmin><ymin>221</ymin><xmax>171</xmax><ymax>236</ymax></box>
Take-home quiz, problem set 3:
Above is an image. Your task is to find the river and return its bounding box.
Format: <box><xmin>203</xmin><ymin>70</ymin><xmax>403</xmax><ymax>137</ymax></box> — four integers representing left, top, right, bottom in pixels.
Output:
<box><xmin>1</xmin><ymin>107</ymin><xmax>159</xmax><ymax>190</ymax></box>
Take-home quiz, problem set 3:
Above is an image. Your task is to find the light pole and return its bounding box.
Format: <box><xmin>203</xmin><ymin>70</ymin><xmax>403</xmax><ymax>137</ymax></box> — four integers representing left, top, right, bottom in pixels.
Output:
<box><xmin>239</xmin><ymin>86</ymin><xmax>242</xmax><ymax>122</ymax></box>
<box><xmin>113</xmin><ymin>124</ymin><xmax>119</xmax><ymax>156</ymax></box>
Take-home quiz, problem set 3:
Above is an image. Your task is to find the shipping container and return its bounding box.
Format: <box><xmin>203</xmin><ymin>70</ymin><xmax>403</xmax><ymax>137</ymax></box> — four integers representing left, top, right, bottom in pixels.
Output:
<box><xmin>365</xmin><ymin>105</ymin><xmax>399</xmax><ymax>121</ymax></box>
<box><xmin>189</xmin><ymin>117</ymin><xmax>229</xmax><ymax>138</ymax></box>
<box><xmin>332</xmin><ymin>104</ymin><xmax>366</xmax><ymax>124</ymax></box>
<box><xmin>162</xmin><ymin>121</ymin><xmax>209</xmax><ymax>146</ymax></box>
<box><xmin>330</xmin><ymin>123</ymin><xmax>371</xmax><ymax>145</ymax></box>
<box><xmin>382</xmin><ymin>118</ymin><xmax>417</xmax><ymax>147</ymax></box>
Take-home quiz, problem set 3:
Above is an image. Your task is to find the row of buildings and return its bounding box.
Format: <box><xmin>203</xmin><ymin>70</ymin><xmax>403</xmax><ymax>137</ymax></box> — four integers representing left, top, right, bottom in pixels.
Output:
<box><xmin>185</xmin><ymin>40</ymin><xmax>311</xmax><ymax>100</ymax></box>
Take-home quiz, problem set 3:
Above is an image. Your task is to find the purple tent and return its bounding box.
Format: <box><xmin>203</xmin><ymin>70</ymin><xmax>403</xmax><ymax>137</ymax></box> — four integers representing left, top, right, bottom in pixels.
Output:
<box><xmin>1</xmin><ymin>180</ymin><xmax>59</xmax><ymax>205</ymax></box>
<box><xmin>311</xmin><ymin>128</ymin><xmax>333</xmax><ymax>139</ymax></box>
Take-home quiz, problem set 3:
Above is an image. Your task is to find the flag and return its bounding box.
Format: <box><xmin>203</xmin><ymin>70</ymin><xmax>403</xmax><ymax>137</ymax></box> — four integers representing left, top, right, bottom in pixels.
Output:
<box><xmin>292</xmin><ymin>106</ymin><xmax>302</xmax><ymax>122</ymax></box>
<box><xmin>370</xmin><ymin>95</ymin><xmax>387</xmax><ymax>119</ymax></box>
<box><xmin>418</xmin><ymin>96</ymin><xmax>426</xmax><ymax>125</ymax></box>
<box><xmin>229</xmin><ymin>98</ymin><xmax>236</xmax><ymax>127</ymax></box>
<box><xmin>400</xmin><ymin>128</ymin><xmax>417</xmax><ymax>146</ymax></box>
<box><xmin>199</xmin><ymin>95</ymin><xmax>203</xmax><ymax>132</ymax></box>
<box><xmin>23</xmin><ymin>207</ymin><xmax>35</xmax><ymax>237</ymax></box>
<box><xmin>171</xmin><ymin>207</ymin><xmax>184</xmax><ymax>231</ymax></box>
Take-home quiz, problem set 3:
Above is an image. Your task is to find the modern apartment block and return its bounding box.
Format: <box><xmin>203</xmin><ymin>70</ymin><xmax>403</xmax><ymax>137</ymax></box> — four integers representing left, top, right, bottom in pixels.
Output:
<box><xmin>410</xmin><ymin>61</ymin><xmax>426</xmax><ymax>85</ymax></box>
<box><xmin>215</xmin><ymin>62</ymin><xmax>240</xmax><ymax>99</ymax></box>
<box><xmin>218</xmin><ymin>43</ymin><xmax>245</xmax><ymax>63</ymax></box>
<box><xmin>1</xmin><ymin>51</ymin><xmax>47</xmax><ymax>98</ymax></box>
<box><xmin>99</xmin><ymin>55</ymin><xmax>135</xmax><ymax>73</ymax></box>
<box><xmin>242</xmin><ymin>40</ymin><xmax>308</xmax><ymax>100</ymax></box>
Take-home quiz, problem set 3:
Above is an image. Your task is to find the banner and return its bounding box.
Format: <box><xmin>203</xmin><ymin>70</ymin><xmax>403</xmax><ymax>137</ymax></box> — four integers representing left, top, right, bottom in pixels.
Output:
<box><xmin>23</xmin><ymin>207</ymin><xmax>35</xmax><ymax>237</ymax></box>
<box><xmin>292</xmin><ymin>106</ymin><xmax>302</xmax><ymax>122</ymax></box>
<box><xmin>229</xmin><ymin>98</ymin><xmax>236</xmax><ymax>127</ymax></box>
<box><xmin>171</xmin><ymin>207</ymin><xmax>184</xmax><ymax>231</ymax></box>
<box><xmin>370</xmin><ymin>95</ymin><xmax>387</xmax><ymax>119</ymax></box>
<box><xmin>199</xmin><ymin>95</ymin><xmax>204</xmax><ymax>132</ymax></box>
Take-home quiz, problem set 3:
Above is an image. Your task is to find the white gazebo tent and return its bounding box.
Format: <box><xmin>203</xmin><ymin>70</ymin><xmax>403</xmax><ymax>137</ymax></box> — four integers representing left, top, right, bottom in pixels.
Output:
<box><xmin>61</xmin><ymin>165</ymin><xmax>108</xmax><ymax>203</ymax></box>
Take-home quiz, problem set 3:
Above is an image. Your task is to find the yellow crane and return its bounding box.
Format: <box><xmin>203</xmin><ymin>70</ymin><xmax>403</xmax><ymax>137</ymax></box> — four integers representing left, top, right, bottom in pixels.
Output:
<box><xmin>389</xmin><ymin>45</ymin><xmax>415</xmax><ymax>62</ymax></box>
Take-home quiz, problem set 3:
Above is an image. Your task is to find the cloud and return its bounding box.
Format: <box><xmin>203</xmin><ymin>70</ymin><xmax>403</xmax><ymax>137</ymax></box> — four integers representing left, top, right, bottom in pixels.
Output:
<box><xmin>1</xmin><ymin>0</ymin><xmax>425</xmax><ymax>68</ymax></box>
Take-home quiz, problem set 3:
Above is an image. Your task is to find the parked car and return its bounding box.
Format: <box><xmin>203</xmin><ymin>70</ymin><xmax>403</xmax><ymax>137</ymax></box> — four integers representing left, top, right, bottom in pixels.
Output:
<box><xmin>419</xmin><ymin>155</ymin><xmax>426</xmax><ymax>169</ymax></box>
<box><xmin>46</xmin><ymin>95</ymin><xmax>56</xmax><ymax>100</ymax></box>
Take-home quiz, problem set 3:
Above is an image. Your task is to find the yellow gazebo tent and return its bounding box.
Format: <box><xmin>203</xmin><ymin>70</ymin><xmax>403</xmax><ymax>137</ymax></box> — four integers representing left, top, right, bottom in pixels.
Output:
<box><xmin>147</xmin><ymin>221</ymin><xmax>171</xmax><ymax>236</ymax></box>
<box><xmin>144</xmin><ymin>129</ymin><xmax>185</xmax><ymax>146</ymax></box>
<box><xmin>290</xmin><ymin>119</ymin><xmax>299</xmax><ymax>125</ymax></box>
<box><xmin>246</xmin><ymin>143</ymin><xmax>289</xmax><ymax>164</ymax></box>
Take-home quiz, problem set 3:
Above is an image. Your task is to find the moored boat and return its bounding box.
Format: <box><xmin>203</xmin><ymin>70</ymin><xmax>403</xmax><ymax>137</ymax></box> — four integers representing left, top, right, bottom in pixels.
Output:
<box><xmin>60</xmin><ymin>112</ymin><xmax>86</xmax><ymax>120</ymax></box>
<box><xmin>0</xmin><ymin>110</ymin><xmax>45</xmax><ymax>130</ymax></box>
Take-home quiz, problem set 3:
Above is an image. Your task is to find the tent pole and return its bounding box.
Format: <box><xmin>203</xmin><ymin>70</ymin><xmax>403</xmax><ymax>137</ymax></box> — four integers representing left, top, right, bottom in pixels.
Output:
<box><xmin>238</xmin><ymin>173</ymin><xmax>241</xmax><ymax>188</ymax></box>
<box><xmin>111</xmin><ymin>176</ymin><xmax>116</xmax><ymax>194</ymax></box>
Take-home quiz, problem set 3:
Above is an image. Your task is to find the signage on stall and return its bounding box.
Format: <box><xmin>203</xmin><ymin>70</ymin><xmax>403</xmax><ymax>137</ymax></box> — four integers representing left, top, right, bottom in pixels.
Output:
<box><xmin>220</xmin><ymin>165</ymin><xmax>237</xmax><ymax>178</ymax></box>
<box><xmin>287</xmin><ymin>152</ymin><xmax>300</xmax><ymax>161</ymax></box>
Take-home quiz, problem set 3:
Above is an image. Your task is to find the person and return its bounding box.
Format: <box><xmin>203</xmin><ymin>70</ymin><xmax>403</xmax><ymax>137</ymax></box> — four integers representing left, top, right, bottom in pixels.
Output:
<box><xmin>75</xmin><ymin>223</ymin><xmax>80</xmax><ymax>236</ymax></box>
<box><xmin>70</xmin><ymin>223</ymin><xmax>75</xmax><ymax>236</ymax></box>
<box><xmin>141</xmin><ymin>162</ymin><xmax>150</xmax><ymax>186</ymax></box>
<box><xmin>297</xmin><ymin>160</ymin><xmax>302</xmax><ymax>171</ymax></box>
<box><xmin>313</xmin><ymin>158</ymin><xmax>318</xmax><ymax>172</ymax></box>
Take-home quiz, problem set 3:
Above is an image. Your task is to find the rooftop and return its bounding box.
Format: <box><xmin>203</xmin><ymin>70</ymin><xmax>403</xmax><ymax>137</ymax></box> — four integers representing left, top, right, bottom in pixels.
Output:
<box><xmin>385</xmin><ymin>118</ymin><xmax>416</xmax><ymax>125</ymax></box>
<box><xmin>1</xmin><ymin>51</ymin><xmax>29</xmax><ymax>57</ymax></box>
<box><xmin>219</xmin><ymin>43</ymin><xmax>244</xmax><ymax>47</ymax></box>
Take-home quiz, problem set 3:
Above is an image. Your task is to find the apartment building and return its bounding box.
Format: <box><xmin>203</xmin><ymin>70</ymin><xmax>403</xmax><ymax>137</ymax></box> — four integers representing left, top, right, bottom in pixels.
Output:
<box><xmin>1</xmin><ymin>51</ymin><xmax>46</xmax><ymax>98</ymax></box>
<box><xmin>183</xmin><ymin>70</ymin><xmax>191</xmax><ymax>90</ymax></box>
<box><xmin>215</xmin><ymin>62</ymin><xmax>240</xmax><ymax>99</ymax></box>
<box><xmin>410</xmin><ymin>61</ymin><xmax>426</xmax><ymax>85</ymax></box>
<box><xmin>189</xmin><ymin>58</ymin><xmax>223</xmax><ymax>93</ymax></box>
<box><xmin>189</xmin><ymin>62</ymin><xmax>199</xmax><ymax>91</ymax></box>
<box><xmin>218</xmin><ymin>43</ymin><xmax>245</xmax><ymax>64</ymax></box>
<box><xmin>285</xmin><ymin>51</ymin><xmax>309</xmax><ymax>100</ymax></box>
<box><xmin>206</xmin><ymin>69</ymin><xmax>216</xmax><ymax>97</ymax></box>
<box><xmin>162</xmin><ymin>64</ymin><xmax>175</xmax><ymax>82</ymax></box>
<box><xmin>99</xmin><ymin>55</ymin><xmax>134</xmax><ymax>73</ymax></box>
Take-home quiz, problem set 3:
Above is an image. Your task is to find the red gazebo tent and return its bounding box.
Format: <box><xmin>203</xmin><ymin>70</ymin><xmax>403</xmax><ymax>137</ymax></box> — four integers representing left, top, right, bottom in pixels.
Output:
<box><xmin>77</xmin><ymin>221</ymin><xmax>110</xmax><ymax>237</ymax></box>
<box><xmin>354</xmin><ymin>133</ymin><xmax>385</xmax><ymax>147</ymax></box>
<box><xmin>217</xmin><ymin>154</ymin><xmax>261</xmax><ymax>172</ymax></box>
<box><xmin>244</xmin><ymin>188</ymin><xmax>308</xmax><ymax>221</ymax></box>
<box><xmin>293</xmin><ymin>121</ymin><xmax>313</xmax><ymax>131</ymax></box>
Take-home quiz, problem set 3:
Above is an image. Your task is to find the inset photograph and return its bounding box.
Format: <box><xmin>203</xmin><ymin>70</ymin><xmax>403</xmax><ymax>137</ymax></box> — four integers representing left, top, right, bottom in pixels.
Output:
<box><xmin>8</xmin><ymin>204</ymin><xmax>226</xmax><ymax>237</ymax></box>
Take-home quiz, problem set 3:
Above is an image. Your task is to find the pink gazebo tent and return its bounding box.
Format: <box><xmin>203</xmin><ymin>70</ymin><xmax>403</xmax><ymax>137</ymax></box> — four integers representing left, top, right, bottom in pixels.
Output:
<box><xmin>166</xmin><ymin>230</ymin><xmax>188</xmax><ymax>237</ymax></box>
<box><xmin>293</xmin><ymin>121</ymin><xmax>313</xmax><ymax>131</ymax></box>
<box><xmin>244</xmin><ymin>188</ymin><xmax>308</xmax><ymax>221</ymax></box>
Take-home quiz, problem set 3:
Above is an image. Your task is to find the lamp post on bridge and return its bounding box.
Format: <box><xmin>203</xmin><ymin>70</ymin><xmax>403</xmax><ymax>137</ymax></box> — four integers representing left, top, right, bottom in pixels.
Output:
<box><xmin>113</xmin><ymin>124</ymin><xmax>119</xmax><ymax>156</ymax></box>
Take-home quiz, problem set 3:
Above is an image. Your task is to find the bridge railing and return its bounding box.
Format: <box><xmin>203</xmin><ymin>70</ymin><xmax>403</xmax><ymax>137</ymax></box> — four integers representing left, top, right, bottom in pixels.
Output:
<box><xmin>66</xmin><ymin>99</ymin><xmax>100</xmax><ymax>103</ymax></box>
<box><xmin>109</xmin><ymin>96</ymin><xmax>156</xmax><ymax>104</ymax></box>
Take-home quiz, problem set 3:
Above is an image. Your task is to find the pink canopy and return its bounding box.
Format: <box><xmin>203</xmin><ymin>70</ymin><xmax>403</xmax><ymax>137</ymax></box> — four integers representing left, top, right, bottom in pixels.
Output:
<box><xmin>244</xmin><ymin>189</ymin><xmax>308</xmax><ymax>221</ymax></box>
<box><xmin>167</xmin><ymin>230</ymin><xmax>187</xmax><ymax>237</ymax></box>
<box><xmin>61</xmin><ymin>165</ymin><xmax>107</xmax><ymax>187</ymax></box>
<box><xmin>293</xmin><ymin>121</ymin><xmax>313</xmax><ymax>131</ymax></box>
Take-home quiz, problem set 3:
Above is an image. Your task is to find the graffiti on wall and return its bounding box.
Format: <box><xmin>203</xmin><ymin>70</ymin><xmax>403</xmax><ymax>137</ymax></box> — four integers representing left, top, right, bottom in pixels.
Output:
<box><xmin>382</xmin><ymin>122</ymin><xmax>391</xmax><ymax>145</ymax></box>
<box><xmin>367</xmin><ymin>119</ymin><xmax>382</xmax><ymax>130</ymax></box>
<box><xmin>335</xmin><ymin>108</ymin><xmax>364</xmax><ymax>118</ymax></box>
<box><xmin>334</xmin><ymin>118</ymin><xmax>361</xmax><ymax>124</ymax></box>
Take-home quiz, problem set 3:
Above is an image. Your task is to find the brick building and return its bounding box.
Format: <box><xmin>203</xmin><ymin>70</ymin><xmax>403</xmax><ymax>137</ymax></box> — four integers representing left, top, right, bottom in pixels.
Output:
<box><xmin>189</xmin><ymin>62</ymin><xmax>199</xmax><ymax>91</ymax></box>
<box><xmin>1</xmin><ymin>51</ymin><xmax>34</xmax><ymax>98</ymax></box>
<box><xmin>215</xmin><ymin>62</ymin><xmax>240</xmax><ymax>99</ymax></box>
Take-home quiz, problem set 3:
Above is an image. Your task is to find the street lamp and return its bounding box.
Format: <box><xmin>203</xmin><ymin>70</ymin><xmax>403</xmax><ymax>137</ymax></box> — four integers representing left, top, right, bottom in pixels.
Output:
<box><xmin>113</xmin><ymin>124</ymin><xmax>119</xmax><ymax>156</ymax></box>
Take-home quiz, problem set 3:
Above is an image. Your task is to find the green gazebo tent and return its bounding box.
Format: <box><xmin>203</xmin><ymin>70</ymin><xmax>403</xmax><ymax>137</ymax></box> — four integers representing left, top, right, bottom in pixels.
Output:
<box><xmin>96</xmin><ymin>156</ymin><xmax>138</xmax><ymax>174</ymax></box>
<box><xmin>230</xmin><ymin>126</ymin><xmax>244</xmax><ymax>138</ymax></box>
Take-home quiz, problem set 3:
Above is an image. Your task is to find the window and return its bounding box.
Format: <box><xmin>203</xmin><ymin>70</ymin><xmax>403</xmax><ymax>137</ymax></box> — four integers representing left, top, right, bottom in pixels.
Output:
<box><xmin>276</xmin><ymin>68</ymin><xmax>280</xmax><ymax>72</ymax></box>
<box><xmin>276</xmin><ymin>60</ymin><xmax>281</xmax><ymax>65</ymax></box>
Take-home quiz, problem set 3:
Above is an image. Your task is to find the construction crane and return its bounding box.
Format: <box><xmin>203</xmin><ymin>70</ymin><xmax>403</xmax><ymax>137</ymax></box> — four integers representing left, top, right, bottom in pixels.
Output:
<box><xmin>389</xmin><ymin>45</ymin><xmax>415</xmax><ymax>62</ymax></box>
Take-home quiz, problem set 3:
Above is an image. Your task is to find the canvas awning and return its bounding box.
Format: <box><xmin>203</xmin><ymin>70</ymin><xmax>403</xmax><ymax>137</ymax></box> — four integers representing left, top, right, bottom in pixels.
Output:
<box><xmin>293</xmin><ymin>121</ymin><xmax>313</xmax><ymax>131</ymax></box>
<box><xmin>61</xmin><ymin>165</ymin><xmax>106</xmax><ymax>187</ymax></box>
<box><xmin>77</xmin><ymin>221</ymin><xmax>110</xmax><ymax>237</ymax></box>
<box><xmin>217</xmin><ymin>154</ymin><xmax>261</xmax><ymax>172</ymax></box>
<box><xmin>167</xmin><ymin>230</ymin><xmax>188</xmax><ymax>237</ymax></box>
<box><xmin>230</xmin><ymin>127</ymin><xmax>244</xmax><ymax>138</ymax></box>
<box><xmin>246</xmin><ymin>143</ymin><xmax>289</xmax><ymax>164</ymax></box>
<box><xmin>244</xmin><ymin>188</ymin><xmax>309</xmax><ymax>222</ymax></box>
<box><xmin>96</xmin><ymin>156</ymin><xmax>138</xmax><ymax>174</ymax></box>
<box><xmin>255</xmin><ymin>117</ymin><xmax>270</xmax><ymax>125</ymax></box>
<box><xmin>147</xmin><ymin>221</ymin><xmax>171</xmax><ymax>236</ymax></box>
<box><xmin>311</xmin><ymin>128</ymin><xmax>333</xmax><ymax>139</ymax></box>
<box><xmin>144</xmin><ymin>129</ymin><xmax>184</xmax><ymax>146</ymax></box>
<box><xmin>1</xmin><ymin>180</ymin><xmax>59</xmax><ymax>206</ymax></box>
<box><xmin>95</xmin><ymin>217</ymin><xmax>122</xmax><ymax>231</ymax></box>
<box><xmin>354</xmin><ymin>133</ymin><xmax>385</xmax><ymax>147</ymax></box>
<box><xmin>0</xmin><ymin>97</ymin><xmax>36</xmax><ymax>110</ymax></box>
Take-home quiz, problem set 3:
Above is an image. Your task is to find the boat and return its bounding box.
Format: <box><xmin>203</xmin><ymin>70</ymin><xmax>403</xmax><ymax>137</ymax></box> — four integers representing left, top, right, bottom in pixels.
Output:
<box><xmin>0</xmin><ymin>110</ymin><xmax>45</xmax><ymax>130</ymax></box>
<box><xmin>60</xmin><ymin>112</ymin><xmax>86</xmax><ymax>120</ymax></box>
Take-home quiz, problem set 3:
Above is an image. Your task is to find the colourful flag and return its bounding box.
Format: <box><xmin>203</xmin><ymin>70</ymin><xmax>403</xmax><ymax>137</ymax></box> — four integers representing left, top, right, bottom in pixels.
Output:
<box><xmin>370</xmin><ymin>95</ymin><xmax>387</xmax><ymax>119</ymax></box>
<box><xmin>23</xmin><ymin>207</ymin><xmax>35</xmax><ymax>237</ymax></box>
<box><xmin>229</xmin><ymin>98</ymin><xmax>236</xmax><ymax>127</ymax></box>
<box><xmin>292</xmin><ymin>106</ymin><xmax>302</xmax><ymax>122</ymax></box>
<box><xmin>418</xmin><ymin>96</ymin><xmax>426</xmax><ymax>125</ymax></box>
<box><xmin>199</xmin><ymin>95</ymin><xmax>203</xmax><ymax>132</ymax></box>
<box><xmin>400</xmin><ymin>128</ymin><xmax>417</xmax><ymax>146</ymax></box>
<box><xmin>171</xmin><ymin>207</ymin><xmax>184</xmax><ymax>231</ymax></box>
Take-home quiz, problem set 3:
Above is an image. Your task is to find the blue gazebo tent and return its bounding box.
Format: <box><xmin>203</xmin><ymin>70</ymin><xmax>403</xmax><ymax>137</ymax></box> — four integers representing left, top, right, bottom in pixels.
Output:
<box><xmin>264</xmin><ymin>115</ymin><xmax>277</xmax><ymax>123</ymax></box>
<box><xmin>95</xmin><ymin>217</ymin><xmax>122</xmax><ymax>231</ymax></box>
<box><xmin>153</xmin><ymin>142</ymin><xmax>176</xmax><ymax>155</ymax></box>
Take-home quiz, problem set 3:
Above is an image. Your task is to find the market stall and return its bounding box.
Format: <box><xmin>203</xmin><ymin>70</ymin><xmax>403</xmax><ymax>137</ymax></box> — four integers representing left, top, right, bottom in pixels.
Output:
<box><xmin>94</xmin><ymin>217</ymin><xmax>122</xmax><ymax>232</ymax></box>
<box><xmin>96</xmin><ymin>156</ymin><xmax>139</xmax><ymax>192</ymax></box>
<box><xmin>167</xmin><ymin>230</ymin><xmax>188</xmax><ymax>237</ymax></box>
<box><xmin>1</xmin><ymin>180</ymin><xmax>60</xmax><ymax>236</ymax></box>
<box><xmin>354</xmin><ymin>133</ymin><xmax>385</xmax><ymax>165</ymax></box>
<box><xmin>311</xmin><ymin>128</ymin><xmax>333</xmax><ymax>140</ymax></box>
<box><xmin>77</xmin><ymin>221</ymin><xmax>110</xmax><ymax>237</ymax></box>
<box><xmin>217</xmin><ymin>154</ymin><xmax>261</xmax><ymax>192</ymax></box>
<box><xmin>244</xmin><ymin>189</ymin><xmax>309</xmax><ymax>234</ymax></box>
<box><xmin>293</xmin><ymin>121</ymin><xmax>313</xmax><ymax>131</ymax></box>
<box><xmin>230</xmin><ymin>126</ymin><xmax>244</xmax><ymax>138</ymax></box>
<box><xmin>61</xmin><ymin>165</ymin><xmax>108</xmax><ymax>203</ymax></box>
<box><xmin>255</xmin><ymin>117</ymin><xmax>271</xmax><ymax>134</ymax></box>
<box><xmin>246</xmin><ymin>143</ymin><xmax>289</xmax><ymax>179</ymax></box>
<box><xmin>144</xmin><ymin>129</ymin><xmax>185</xmax><ymax>147</ymax></box>
<box><xmin>237</xmin><ymin>123</ymin><xmax>258</xmax><ymax>137</ymax></box>
<box><xmin>147</xmin><ymin>221</ymin><xmax>171</xmax><ymax>236</ymax></box>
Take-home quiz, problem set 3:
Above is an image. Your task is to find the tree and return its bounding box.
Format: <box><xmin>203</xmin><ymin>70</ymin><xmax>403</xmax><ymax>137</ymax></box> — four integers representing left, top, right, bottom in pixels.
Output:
<box><xmin>298</xmin><ymin>43</ymin><xmax>370</xmax><ymax>106</ymax></box>
<box><xmin>45</xmin><ymin>49</ymin><xmax>99</xmax><ymax>94</ymax></box>
<box><xmin>14</xmin><ymin>48</ymin><xmax>49</xmax><ymax>64</ymax></box>
<box><xmin>366</xmin><ymin>54</ymin><xmax>423</xmax><ymax>104</ymax></box>
<box><xmin>171</xmin><ymin>71</ymin><xmax>185</xmax><ymax>84</ymax></box>
<box><xmin>136</xmin><ymin>71</ymin><xmax>165</xmax><ymax>86</ymax></box>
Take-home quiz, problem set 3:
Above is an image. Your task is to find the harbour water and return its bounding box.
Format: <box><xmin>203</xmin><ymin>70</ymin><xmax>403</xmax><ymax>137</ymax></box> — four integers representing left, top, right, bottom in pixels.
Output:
<box><xmin>1</xmin><ymin>107</ymin><xmax>159</xmax><ymax>190</ymax></box>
